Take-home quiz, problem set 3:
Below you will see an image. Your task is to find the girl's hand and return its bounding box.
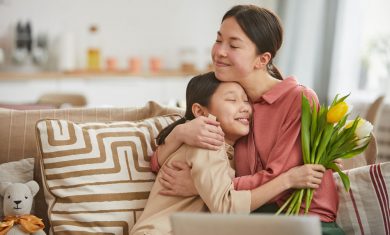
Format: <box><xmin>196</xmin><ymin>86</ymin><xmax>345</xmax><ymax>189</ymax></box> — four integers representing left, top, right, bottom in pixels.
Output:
<box><xmin>159</xmin><ymin>161</ymin><xmax>198</xmax><ymax>197</ymax></box>
<box><xmin>179</xmin><ymin>116</ymin><xmax>224</xmax><ymax>150</ymax></box>
<box><xmin>285</xmin><ymin>164</ymin><xmax>325</xmax><ymax>189</ymax></box>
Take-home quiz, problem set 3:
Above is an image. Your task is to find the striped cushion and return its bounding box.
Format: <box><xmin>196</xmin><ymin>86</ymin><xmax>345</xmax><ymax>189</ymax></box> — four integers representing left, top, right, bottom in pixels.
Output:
<box><xmin>36</xmin><ymin>115</ymin><xmax>181</xmax><ymax>234</ymax></box>
<box><xmin>335</xmin><ymin>162</ymin><xmax>389</xmax><ymax>235</ymax></box>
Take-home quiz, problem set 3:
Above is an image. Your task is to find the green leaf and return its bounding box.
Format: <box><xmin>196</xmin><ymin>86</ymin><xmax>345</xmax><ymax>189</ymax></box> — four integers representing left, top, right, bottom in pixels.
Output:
<box><xmin>331</xmin><ymin>140</ymin><xmax>370</xmax><ymax>160</ymax></box>
<box><xmin>330</xmin><ymin>94</ymin><xmax>340</xmax><ymax>107</ymax></box>
<box><xmin>310</xmin><ymin>129</ymin><xmax>323</xmax><ymax>163</ymax></box>
<box><xmin>310</xmin><ymin>97</ymin><xmax>318</xmax><ymax>147</ymax></box>
<box><xmin>328</xmin><ymin>115</ymin><xmax>348</xmax><ymax>148</ymax></box>
<box><xmin>333</xmin><ymin>139</ymin><xmax>356</xmax><ymax>155</ymax></box>
<box><xmin>326</xmin><ymin>162</ymin><xmax>350</xmax><ymax>191</ymax></box>
<box><xmin>333</xmin><ymin>93</ymin><xmax>350</xmax><ymax>106</ymax></box>
<box><xmin>301</xmin><ymin>94</ymin><xmax>312</xmax><ymax>164</ymax></box>
<box><xmin>315</xmin><ymin>124</ymin><xmax>334</xmax><ymax>164</ymax></box>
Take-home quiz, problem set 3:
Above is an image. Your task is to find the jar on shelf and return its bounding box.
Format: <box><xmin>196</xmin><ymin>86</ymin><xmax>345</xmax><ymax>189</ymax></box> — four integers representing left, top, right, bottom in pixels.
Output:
<box><xmin>86</xmin><ymin>25</ymin><xmax>101</xmax><ymax>71</ymax></box>
<box><xmin>179</xmin><ymin>47</ymin><xmax>197</xmax><ymax>73</ymax></box>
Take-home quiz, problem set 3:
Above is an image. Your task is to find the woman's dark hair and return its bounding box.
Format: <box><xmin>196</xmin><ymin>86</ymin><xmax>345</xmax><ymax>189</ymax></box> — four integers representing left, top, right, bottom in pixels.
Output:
<box><xmin>156</xmin><ymin>72</ymin><xmax>221</xmax><ymax>145</ymax></box>
<box><xmin>223</xmin><ymin>5</ymin><xmax>284</xmax><ymax>80</ymax></box>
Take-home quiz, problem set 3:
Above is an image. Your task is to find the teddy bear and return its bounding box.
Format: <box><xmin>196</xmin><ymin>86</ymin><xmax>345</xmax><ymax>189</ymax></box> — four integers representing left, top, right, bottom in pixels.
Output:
<box><xmin>0</xmin><ymin>181</ymin><xmax>45</xmax><ymax>235</ymax></box>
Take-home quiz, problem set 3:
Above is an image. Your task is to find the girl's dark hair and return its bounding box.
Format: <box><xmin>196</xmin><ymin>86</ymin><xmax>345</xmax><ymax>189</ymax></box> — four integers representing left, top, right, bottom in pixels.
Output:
<box><xmin>223</xmin><ymin>5</ymin><xmax>284</xmax><ymax>80</ymax></box>
<box><xmin>156</xmin><ymin>72</ymin><xmax>221</xmax><ymax>145</ymax></box>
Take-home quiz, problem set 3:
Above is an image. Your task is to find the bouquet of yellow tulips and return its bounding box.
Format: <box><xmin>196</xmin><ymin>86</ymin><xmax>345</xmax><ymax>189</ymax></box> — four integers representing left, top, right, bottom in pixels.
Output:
<box><xmin>276</xmin><ymin>94</ymin><xmax>373</xmax><ymax>215</ymax></box>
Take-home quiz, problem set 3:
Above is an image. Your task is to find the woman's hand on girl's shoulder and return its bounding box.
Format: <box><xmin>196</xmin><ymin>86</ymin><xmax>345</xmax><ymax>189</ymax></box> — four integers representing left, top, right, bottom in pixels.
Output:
<box><xmin>179</xmin><ymin>116</ymin><xmax>225</xmax><ymax>150</ymax></box>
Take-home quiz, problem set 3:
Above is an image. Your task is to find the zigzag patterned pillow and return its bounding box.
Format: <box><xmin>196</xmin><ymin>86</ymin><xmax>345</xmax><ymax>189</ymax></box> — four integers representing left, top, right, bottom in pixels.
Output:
<box><xmin>36</xmin><ymin>115</ymin><xmax>181</xmax><ymax>235</ymax></box>
<box><xmin>335</xmin><ymin>162</ymin><xmax>389</xmax><ymax>235</ymax></box>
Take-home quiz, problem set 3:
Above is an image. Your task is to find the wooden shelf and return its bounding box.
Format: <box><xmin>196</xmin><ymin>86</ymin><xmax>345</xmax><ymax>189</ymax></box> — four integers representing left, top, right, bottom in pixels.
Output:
<box><xmin>0</xmin><ymin>69</ymin><xmax>205</xmax><ymax>80</ymax></box>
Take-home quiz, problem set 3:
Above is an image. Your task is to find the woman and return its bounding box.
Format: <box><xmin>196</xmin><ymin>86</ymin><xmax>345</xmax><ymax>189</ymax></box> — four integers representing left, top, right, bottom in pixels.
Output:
<box><xmin>151</xmin><ymin>5</ymin><xmax>344</xmax><ymax>235</ymax></box>
<box><xmin>130</xmin><ymin>72</ymin><xmax>325</xmax><ymax>235</ymax></box>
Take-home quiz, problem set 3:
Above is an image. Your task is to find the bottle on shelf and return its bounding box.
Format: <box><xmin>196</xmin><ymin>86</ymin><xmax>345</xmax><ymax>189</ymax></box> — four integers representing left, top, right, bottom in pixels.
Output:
<box><xmin>86</xmin><ymin>25</ymin><xmax>101</xmax><ymax>71</ymax></box>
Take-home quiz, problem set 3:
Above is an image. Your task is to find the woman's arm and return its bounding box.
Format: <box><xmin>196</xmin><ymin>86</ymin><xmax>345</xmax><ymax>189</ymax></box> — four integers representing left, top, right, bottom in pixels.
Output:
<box><xmin>233</xmin><ymin>89</ymin><xmax>318</xmax><ymax>191</ymax></box>
<box><xmin>188</xmin><ymin>146</ymin><xmax>324</xmax><ymax>213</ymax></box>
<box><xmin>151</xmin><ymin>116</ymin><xmax>224</xmax><ymax>170</ymax></box>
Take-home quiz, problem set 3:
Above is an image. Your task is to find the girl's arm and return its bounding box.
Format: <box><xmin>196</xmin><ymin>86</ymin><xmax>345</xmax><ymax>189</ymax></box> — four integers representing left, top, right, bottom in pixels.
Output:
<box><xmin>151</xmin><ymin>116</ymin><xmax>224</xmax><ymax>170</ymax></box>
<box><xmin>188</xmin><ymin>146</ymin><xmax>324</xmax><ymax>213</ymax></box>
<box><xmin>188</xmin><ymin>146</ymin><xmax>251</xmax><ymax>213</ymax></box>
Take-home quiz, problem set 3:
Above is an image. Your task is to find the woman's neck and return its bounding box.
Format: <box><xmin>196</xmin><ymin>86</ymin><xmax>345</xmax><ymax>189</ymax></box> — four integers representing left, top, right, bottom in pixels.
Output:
<box><xmin>244</xmin><ymin>72</ymin><xmax>281</xmax><ymax>102</ymax></box>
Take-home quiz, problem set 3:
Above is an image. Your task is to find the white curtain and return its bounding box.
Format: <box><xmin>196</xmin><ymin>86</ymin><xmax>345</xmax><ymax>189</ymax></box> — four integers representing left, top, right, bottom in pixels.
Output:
<box><xmin>275</xmin><ymin>0</ymin><xmax>339</xmax><ymax>103</ymax></box>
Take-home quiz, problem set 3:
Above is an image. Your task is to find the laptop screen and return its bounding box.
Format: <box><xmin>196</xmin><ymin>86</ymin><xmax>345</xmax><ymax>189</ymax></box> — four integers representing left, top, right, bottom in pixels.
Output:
<box><xmin>171</xmin><ymin>213</ymin><xmax>321</xmax><ymax>235</ymax></box>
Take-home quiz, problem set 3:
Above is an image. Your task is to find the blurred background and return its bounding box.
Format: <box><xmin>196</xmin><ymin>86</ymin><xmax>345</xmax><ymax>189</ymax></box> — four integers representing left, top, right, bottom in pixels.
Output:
<box><xmin>0</xmin><ymin>0</ymin><xmax>389</xmax><ymax>161</ymax></box>
<box><xmin>0</xmin><ymin>0</ymin><xmax>389</xmax><ymax>106</ymax></box>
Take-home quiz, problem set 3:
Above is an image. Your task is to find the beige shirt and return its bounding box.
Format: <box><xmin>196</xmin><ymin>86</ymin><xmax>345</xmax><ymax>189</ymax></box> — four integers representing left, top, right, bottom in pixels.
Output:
<box><xmin>130</xmin><ymin>144</ymin><xmax>251</xmax><ymax>235</ymax></box>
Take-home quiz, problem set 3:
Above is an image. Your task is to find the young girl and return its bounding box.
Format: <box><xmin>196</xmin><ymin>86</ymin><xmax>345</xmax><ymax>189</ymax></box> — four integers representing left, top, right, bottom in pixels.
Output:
<box><xmin>150</xmin><ymin>5</ymin><xmax>344</xmax><ymax>235</ymax></box>
<box><xmin>130</xmin><ymin>72</ymin><xmax>325</xmax><ymax>235</ymax></box>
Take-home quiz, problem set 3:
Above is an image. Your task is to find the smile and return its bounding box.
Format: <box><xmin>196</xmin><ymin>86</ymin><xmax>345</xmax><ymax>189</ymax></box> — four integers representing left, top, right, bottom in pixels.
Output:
<box><xmin>214</xmin><ymin>60</ymin><xmax>230</xmax><ymax>67</ymax></box>
<box><xmin>235</xmin><ymin>118</ymin><xmax>250</xmax><ymax>125</ymax></box>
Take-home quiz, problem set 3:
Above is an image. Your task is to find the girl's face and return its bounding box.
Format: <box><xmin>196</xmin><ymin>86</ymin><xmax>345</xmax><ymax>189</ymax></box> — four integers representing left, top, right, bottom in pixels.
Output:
<box><xmin>211</xmin><ymin>17</ymin><xmax>260</xmax><ymax>84</ymax></box>
<box><xmin>208</xmin><ymin>82</ymin><xmax>252</xmax><ymax>145</ymax></box>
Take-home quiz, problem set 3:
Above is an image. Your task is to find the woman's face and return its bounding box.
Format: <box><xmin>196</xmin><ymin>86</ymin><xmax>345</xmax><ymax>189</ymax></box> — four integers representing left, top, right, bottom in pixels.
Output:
<box><xmin>211</xmin><ymin>17</ymin><xmax>259</xmax><ymax>84</ymax></box>
<box><xmin>208</xmin><ymin>82</ymin><xmax>252</xmax><ymax>144</ymax></box>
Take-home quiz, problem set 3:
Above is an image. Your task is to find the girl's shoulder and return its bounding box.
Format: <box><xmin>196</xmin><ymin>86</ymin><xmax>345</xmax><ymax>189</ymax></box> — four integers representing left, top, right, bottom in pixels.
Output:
<box><xmin>183</xmin><ymin>144</ymin><xmax>222</xmax><ymax>155</ymax></box>
<box><xmin>183</xmin><ymin>144</ymin><xmax>227</xmax><ymax>163</ymax></box>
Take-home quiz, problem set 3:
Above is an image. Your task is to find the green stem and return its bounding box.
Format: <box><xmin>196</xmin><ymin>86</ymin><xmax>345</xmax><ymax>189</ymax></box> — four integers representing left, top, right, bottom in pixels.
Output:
<box><xmin>275</xmin><ymin>192</ymin><xmax>295</xmax><ymax>215</ymax></box>
<box><xmin>295</xmin><ymin>189</ymin><xmax>305</xmax><ymax>215</ymax></box>
<box><xmin>286</xmin><ymin>191</ymin><xmax>301</xmax><ymax>215</ymax></box>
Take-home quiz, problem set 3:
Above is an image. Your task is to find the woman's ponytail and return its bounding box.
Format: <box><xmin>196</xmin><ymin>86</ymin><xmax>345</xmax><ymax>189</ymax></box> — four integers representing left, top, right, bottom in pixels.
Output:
<box><xmin>267</xmin><ymin>62</ymin><xmax>283</xmax><ymax>80</ymax></box>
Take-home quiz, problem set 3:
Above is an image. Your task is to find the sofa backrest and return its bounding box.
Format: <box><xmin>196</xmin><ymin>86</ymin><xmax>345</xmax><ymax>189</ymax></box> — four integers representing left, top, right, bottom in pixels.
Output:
<box><xmin>0</xmin><ymin>101</ymin><xmax>183</xmax><ymax>231</ymax></box>
<box><xmin>0</xmin><ymin>101</ymin><xmax>183</xmax><ymax>165</ymax></box>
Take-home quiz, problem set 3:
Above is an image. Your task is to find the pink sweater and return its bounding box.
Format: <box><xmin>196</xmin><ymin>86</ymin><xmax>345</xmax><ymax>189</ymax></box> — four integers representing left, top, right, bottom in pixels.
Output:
<box><xmin>151</xmin><ymin>77</ymin><xmax>339</xmax><ymax>222</ymax></box>
<box><xmin>233</xmin><ymin>77</ymin><xmax>338</xmax><ymax>222</ymax></box>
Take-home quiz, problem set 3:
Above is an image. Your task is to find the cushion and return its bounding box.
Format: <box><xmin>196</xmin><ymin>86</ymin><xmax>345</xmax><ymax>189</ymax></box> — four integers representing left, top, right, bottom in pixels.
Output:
<box><xmin>0</xmin><ymin>158</ymin><xmax>35</xmax><ymax>218</ymax></box>
<box><xmin>36</xmin><ymin>114</ymin><xmax>181</xmax><ymax>234</ymax></box>
<box><xmin>335</xmin><ymin>162</ymin><xmax>389</xmax><ymax>235</ymax></box>
<box><xmin>0</xmin><ymin>101</ymin><xmax>183</xmax><ymax>229</ymax></box>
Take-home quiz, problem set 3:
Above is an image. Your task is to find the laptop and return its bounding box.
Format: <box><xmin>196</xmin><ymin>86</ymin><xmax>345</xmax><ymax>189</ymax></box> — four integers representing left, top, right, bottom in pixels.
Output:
<box><xmin>170</xmin><ymin>213</ymin><xmax>321</xmax><ymax>235</ymax></box>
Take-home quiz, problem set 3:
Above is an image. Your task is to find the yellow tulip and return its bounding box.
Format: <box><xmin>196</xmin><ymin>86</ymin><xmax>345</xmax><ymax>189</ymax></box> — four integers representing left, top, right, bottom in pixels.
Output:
<box><xmin>327</xmin><ymin>101</ymin><xmax>348</xmax><ymax>123</ymax></box>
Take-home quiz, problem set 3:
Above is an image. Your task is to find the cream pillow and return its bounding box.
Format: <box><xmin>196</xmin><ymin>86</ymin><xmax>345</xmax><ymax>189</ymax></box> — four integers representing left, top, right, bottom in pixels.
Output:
<box><xmin>0</xmin><ymin>158</ymin><xmax>35</xmax><ymax>217</ymax></box>
<box><xmin>335</xmin><ymin>162</ymin><xmax>389</xmax><ymax>235</ymax></box>
<box><xmin>36</xmin><ymin>115</ymin><xmax>180</xmax><ymax>234</ymax></box>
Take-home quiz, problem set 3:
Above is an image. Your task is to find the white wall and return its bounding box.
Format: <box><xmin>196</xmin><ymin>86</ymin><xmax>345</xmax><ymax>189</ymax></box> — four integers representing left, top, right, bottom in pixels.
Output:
<box><xmin>329</xmin><ymin>0</ymin><xmax>390</xmax><ymax>103</ymax></box>
<box><xmin>0</xmin><ymin>0</ymin><xmax>277</xmax><ymax>72</ymax></box>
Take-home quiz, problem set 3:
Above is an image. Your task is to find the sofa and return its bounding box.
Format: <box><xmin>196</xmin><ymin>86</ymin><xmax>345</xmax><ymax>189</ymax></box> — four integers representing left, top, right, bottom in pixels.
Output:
<box><xmin>0</xmin><ymin>101</ymin><xmax>388</xmax><ymax>235</ymax></box>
